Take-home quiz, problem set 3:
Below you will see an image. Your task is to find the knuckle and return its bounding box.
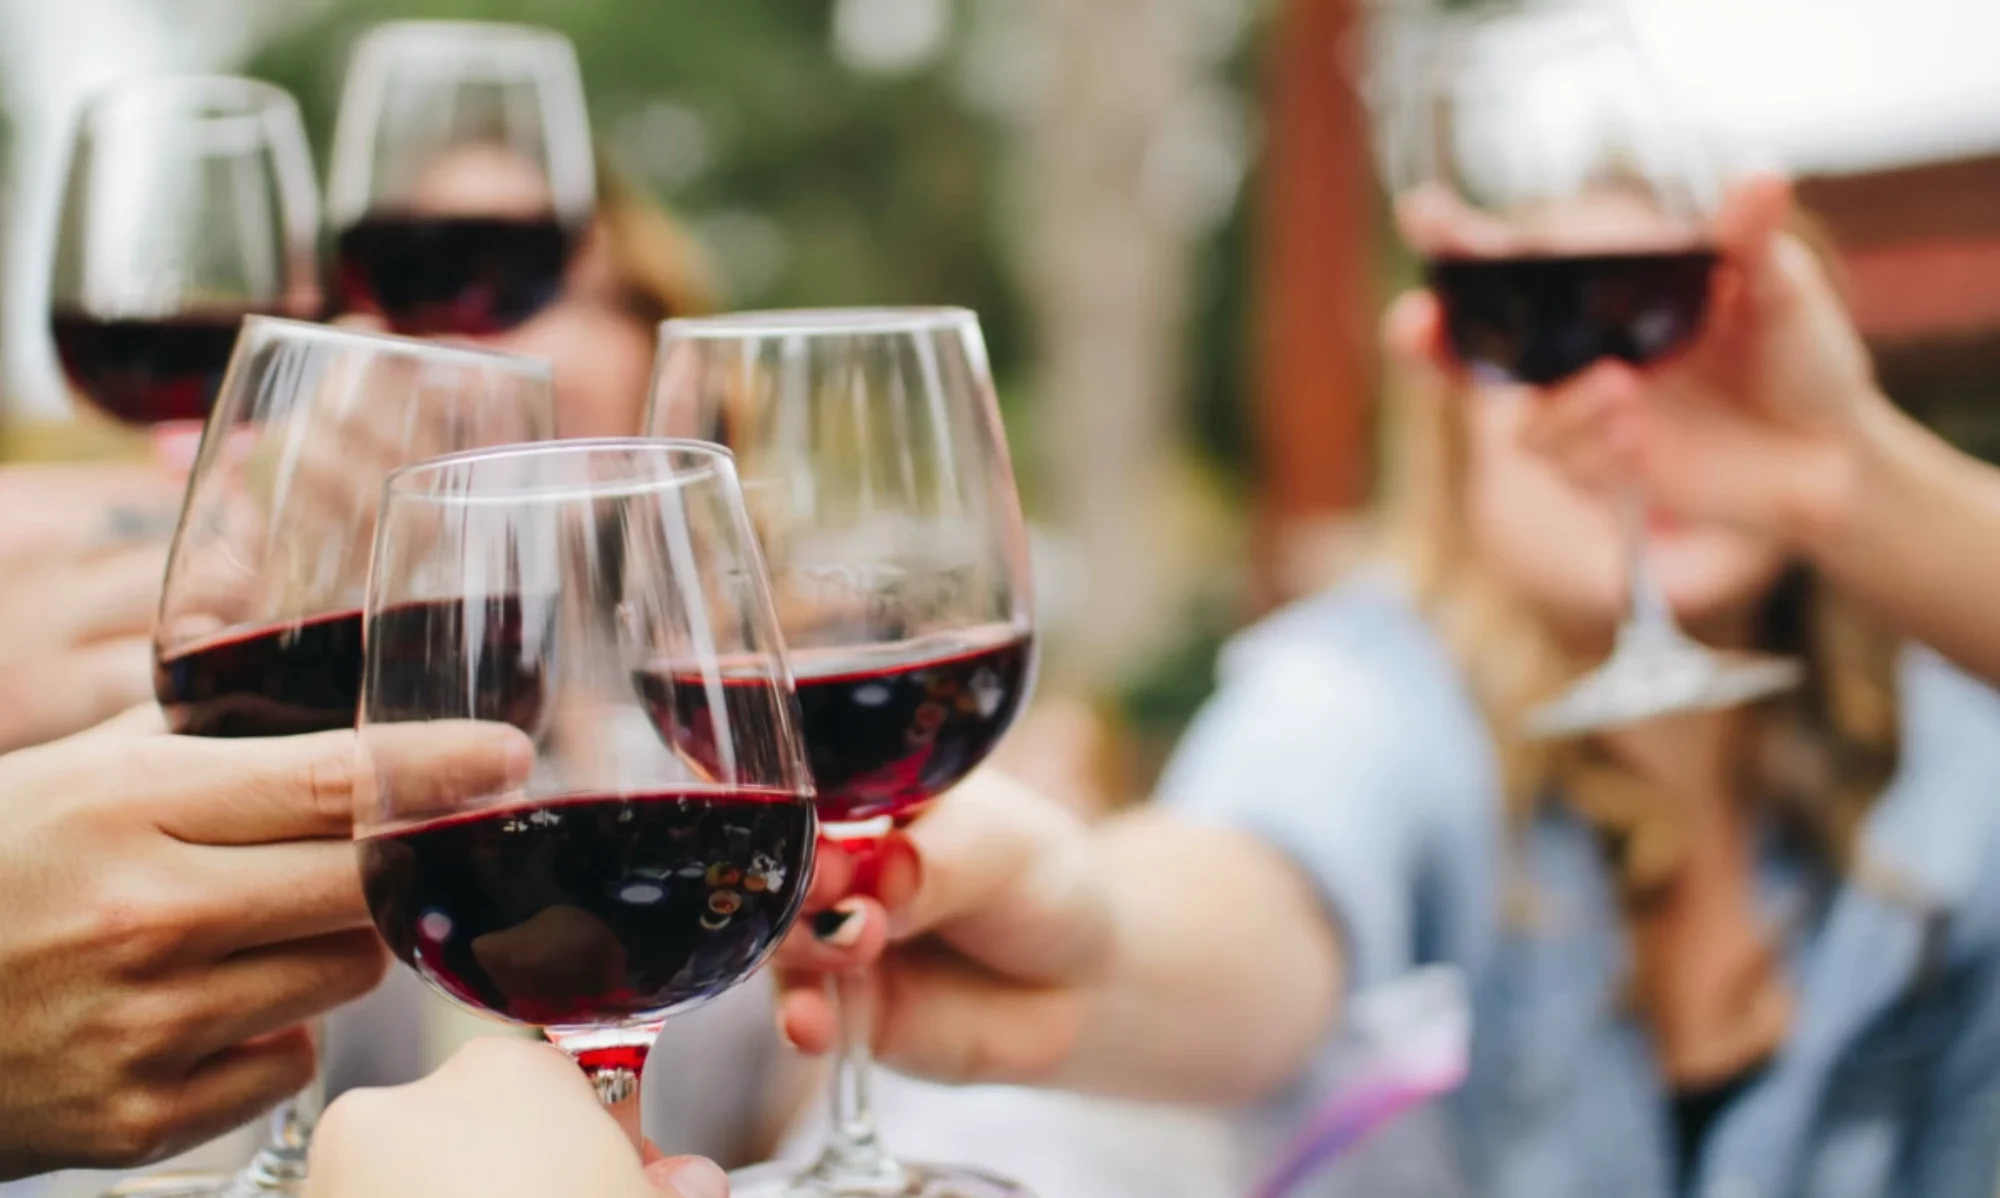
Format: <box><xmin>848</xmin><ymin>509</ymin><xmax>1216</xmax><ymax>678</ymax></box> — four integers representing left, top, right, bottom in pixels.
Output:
<box><xmin>87</xmin><ymin>871</ymin><xmax>199</xmax><ymax>974</ymax></box>
<box><xmin>299</xmin><ymin>745</ymin><xmax>358</xmax><ymax>830</ymax></box>
<box><xmin>320</xmin><ymin>933</ymin><xmax>393</xmax><ymax>1003</ymax></box>
<box><xmin>102</xmin><ymin>990</ymin><xmax>209</xmax><ymax>1067</ymax></box>
<box><xmin>97</xmin><ymin>1085</ymin><xmax>180</xmax><ymax>1166</ymax></box>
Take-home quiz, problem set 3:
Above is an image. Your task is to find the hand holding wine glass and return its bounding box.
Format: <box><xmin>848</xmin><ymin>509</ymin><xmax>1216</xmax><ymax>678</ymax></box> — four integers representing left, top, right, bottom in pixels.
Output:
<box><xmin>648</xmin><ymin>308</ymin><xmax>1037</xmax><ymax>1198</ymax></box>
<box><xmin>310</xmin><ymin>1038</ymin><xmax>731</xmax><ymax>1198</ymax></box>
<box><xmin>141</xmin><ymin>319</ymin><xmax>553</xmax><ymax>1198</ymax></box>
<box><xmin>1468</xmin><ymin>174</ymin><xmax>1887</xmax><ymax>548</ymax></box>
<box><xmin>0</xmin><ymin>463</ymin><xmax>181</xmax><ymax>751</ymax></box>
<box><xmin>1373</xmin><ymin>4</ymin><xmax>1800</xmax><ymax>735</ymax></box>
<box><xmin>770</xmin><ymin>771</ymin><xmax>1113</xmax><ymax>1082</ymax></box>
<box><xmin>0</xmin><ymin>721</ymin><xmax>525</xmax><ymax>1182</ymax></box>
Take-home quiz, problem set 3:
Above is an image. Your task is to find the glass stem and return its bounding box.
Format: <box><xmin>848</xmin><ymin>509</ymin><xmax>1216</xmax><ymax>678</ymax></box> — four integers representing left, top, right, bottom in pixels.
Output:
<box><xmin>1617</xmin><ymin>491</ymin><xmax>1685</xmax><ymax>653</ymax></box>
<box><xmin>805</xmin><ymin>966</ymin><xmax>907</xmax><ymax>1192</ymax></box>
<box><xmin>231</xmin><ymin>1021</ymin><xmax>324</xmax><ymax>1194</ymax></box>
<box><xmin>550</xmin><ymin>1025</ymin><xmax>659</xmax><ymax>1149</ymax></box>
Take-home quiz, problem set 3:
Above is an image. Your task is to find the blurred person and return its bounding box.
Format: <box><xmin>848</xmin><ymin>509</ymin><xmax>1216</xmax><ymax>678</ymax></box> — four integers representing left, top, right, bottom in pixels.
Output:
<box><xmin>1510</xmin><ymin>175</ymin><xmax>2000</xmax><ymax>688</ymax></box>
<box><xmin>770</xmin><ymin>176</ymin><xmax>2000</xmax><ymax>1198</ymax></box>
<box><xmin>309</xmin><ymin>1037</ymin><xmax>729</xmax><ymax>1198</ymax></box>
<box><xmin>344</xmin><ymin>145</ymin><xmax>719</xmax><ymax>438</ymax></box>
<box><xmin>0</xmin><ymin>719</ymin><xmax>530</xmax><ymax>1182</ymax></box>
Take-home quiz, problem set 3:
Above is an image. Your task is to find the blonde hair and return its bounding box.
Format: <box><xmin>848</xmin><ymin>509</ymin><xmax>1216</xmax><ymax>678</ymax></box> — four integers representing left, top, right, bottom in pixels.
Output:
<box><xmin>1373</xmin><ymin>296</ymin><xmax>1900</xmax><ymax>908</ymax></box>
<box><xmin>595</xmin><ymin>161</ymin><xmax>722</xmax><ymax>325</ymax></box>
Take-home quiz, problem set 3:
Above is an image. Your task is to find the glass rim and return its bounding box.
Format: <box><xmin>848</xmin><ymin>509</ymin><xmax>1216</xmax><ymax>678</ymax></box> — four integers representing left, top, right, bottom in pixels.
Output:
<box><xmin>660</xmin><ymin>306</ymin><xmax>979</xmax><ymax>340</ymax></box>
<box><xmin>237</xmin><ymin>316</ymin><xmax>556</xmax><ymax>378</ymax></box>
<box><xmin>84</xmin><ymin>73</ymin><xmax>300</xmax><ymax>117</ymax></box>
<box><xmin>355</xmin><ymin>18</ymin><xmax>579</xmax><ymax>52</ymax></box>
<box><xmin>382</xmin><ymin>436</ymin><xmax>738</xmax><ymax>504</ymax></box>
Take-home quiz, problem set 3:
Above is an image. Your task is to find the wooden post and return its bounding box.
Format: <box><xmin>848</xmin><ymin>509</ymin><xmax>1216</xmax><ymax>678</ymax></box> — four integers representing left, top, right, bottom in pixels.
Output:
<box><xmin>1253</xmin><ymin>0</ymin><xmax>1378</xmax><ymax>607</ymax></box>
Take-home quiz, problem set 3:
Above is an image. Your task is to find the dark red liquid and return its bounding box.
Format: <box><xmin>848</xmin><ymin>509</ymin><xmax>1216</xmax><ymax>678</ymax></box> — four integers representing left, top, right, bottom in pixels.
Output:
<box><xmin>1425</xmin><ymin>250</ymin><xmax>1717</xmax><ymax>386</ymax></box>
<box><xmin>336</xmin><ymin>215</ymin><xmax>575</xmax><ymax>336</ymax></box>
<box><xmin>641</xmin><ymin>631</ymin><xmax>1034</xmax><ymax>824</ymax></box>
<box><xmin>358</xmin><ymin>789</ymin><xmax>815</xmax><ymax>1026</ymax></box>
<box><xmin>156</xmin><ymin>610</ymin><xmax>365</xmax><ymax>738</ymax></box>
<box><xmin>158</xmin><ymin>597</ymin><xmax>543</xmax><ymax>739</ymax></box>
<box><xmin>51</xmin><ymin>310</ymin><xmax>249</xmax><ymax>426</ymax></box>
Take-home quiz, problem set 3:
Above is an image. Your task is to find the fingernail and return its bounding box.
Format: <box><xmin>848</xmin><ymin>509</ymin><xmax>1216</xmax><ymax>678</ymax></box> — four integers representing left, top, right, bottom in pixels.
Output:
<box><xmin>812</xmin><ymin>900</ymin><xmax>866</xmax><ymax>948</ymax></box>
<box><xmin>875</xmin><ymin>837</ymin><xmax>922</xmax><ymax>911</ymax></box>
<box><xmin>658</xmin><ymin>1155</ymin><xmax>729</xmax><ymax>1198</ymax></box>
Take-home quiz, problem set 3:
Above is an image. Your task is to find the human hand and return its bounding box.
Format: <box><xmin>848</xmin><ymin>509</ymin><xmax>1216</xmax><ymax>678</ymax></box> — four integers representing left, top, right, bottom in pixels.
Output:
<box><xmin>772</xmin><ymin>772</ymin><xmax>1114</xmax><ymax>1086</ymax></box>
<box><xmin>0</xmin><ymin>720</ymin><xmax>531</xmax><ymax>1179</ymax></box>
<box><xmin>308</xmin><ymin>1037</ymin><xmax>729</xmax><ymax>1198</ymax></box>
<box><xmin>0</xmin><ymin>462</ymin><xmax>183</xmax><ymax>750</ymax></box>
<box><xmin>1392</xmin><ymin>174</ymin><xmax>1889</xmax><ymax>547</ymax></box>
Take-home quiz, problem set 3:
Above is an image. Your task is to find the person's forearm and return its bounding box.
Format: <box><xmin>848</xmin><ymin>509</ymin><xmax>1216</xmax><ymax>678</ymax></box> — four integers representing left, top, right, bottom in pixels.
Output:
<box><xmin>1801</xmin><ymin>394</ymin><xmax>2000</xmax><ymax>685</ymax></box>
<box><xmin>1051</xmin><ymin>812</ymin><xmax>1344</xmax><ymax>1104</ymax></box>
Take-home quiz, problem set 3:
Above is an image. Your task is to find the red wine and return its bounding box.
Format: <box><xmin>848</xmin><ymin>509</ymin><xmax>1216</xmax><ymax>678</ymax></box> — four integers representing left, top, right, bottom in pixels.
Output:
<box><xmin>335</xmin><ymin>214</ymin><xmax>575</xmax><ymax>336</ymax></box>
<box><xmin>158</xmin><ymin>597</ymin><xmax>543</xmax><ymax>739</ymax></box>
<box><xmin>156</xmin><ymin>610</ymin><xmax>365</xmax><ymax>738</ymax></box>
<box><xmin>642</xmin><ymin>630</ymin><xmax>1034</xmax><ymax>824</ymax></box>
<box><xmin>1425</xmin><ymin>250</ymin><xmax>1716</xmax><ymax>386</ymax></box>
<box><xmin>358</xmin><ymin>788</ymin><xmax>815</xmax><ymax>1026</ymax></box>
<box><xmin>51</xmin><ymin>310</ymin><xmax>248</xmax><ymax>426</ymax></box>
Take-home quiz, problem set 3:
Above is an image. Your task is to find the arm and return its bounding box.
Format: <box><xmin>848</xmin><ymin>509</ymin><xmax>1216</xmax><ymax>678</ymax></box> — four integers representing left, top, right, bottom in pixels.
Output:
<box><xmin>1794</xmin><ymin>397</ymin><xmax>2000</xmax><ymax>687</ymax></box>
<box><xmin>777</xmin><ymin>621</ymin><xmax>1466</xmax><ymax>1105</ymax></box>
<box><xmin>1471</xmin><ymin>174</ymin><xmax>2000</xmax><ymax>685</ymax></box>
<box><xmin>775</xmin><ymin>779</ymin><xmax>1342</xmax><ymax>1105</ymax></box>
<box><xmin>1062</xmin><ymin>812</ymin><xmax>1344</xmax><ymax>1102</ymax></box>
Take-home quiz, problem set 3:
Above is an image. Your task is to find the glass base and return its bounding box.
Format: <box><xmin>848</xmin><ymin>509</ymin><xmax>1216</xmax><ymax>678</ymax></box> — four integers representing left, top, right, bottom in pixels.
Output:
<box><xmin>1526</xmin><ymin>645</ymin><xmax>1802</xmax><ymax>738</ymax></box>
<box><xmin>729</xmin><ymin>1159</ymin><xmax>1033</xmax><ymax>1198</ymax></box>
<box><xmin>104</xmin><ymin>1172</ymin><xmax>306</xmax><ymax>1198</ymax></box>
<box><xmin>102</xmin><ymin>1175</ymin><xmax>231</xmax><ymax>1198</ymax></box>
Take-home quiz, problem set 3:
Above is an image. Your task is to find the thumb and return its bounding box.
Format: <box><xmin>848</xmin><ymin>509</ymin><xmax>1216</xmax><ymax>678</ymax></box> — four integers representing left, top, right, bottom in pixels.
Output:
<box><xmin>645</xmin><ymin>1155</ymin><xmax>730</xmax><ymax>1198</ymax></box>
<box><xmin>1713</xmin><ymin>172</ymin><xmax>1794</xmax><ymax>314</ymax></box>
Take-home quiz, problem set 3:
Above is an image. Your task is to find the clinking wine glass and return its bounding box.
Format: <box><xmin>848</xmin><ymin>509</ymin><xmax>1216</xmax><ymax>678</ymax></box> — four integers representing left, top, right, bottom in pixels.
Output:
<box><xmin>648</xmin><ymin>309</ymin><xmax>1038</xmax><ymax>1198</ymax></box>
<box><xmin>139</xmin><ymin>319</ymin><xmax>553</xmax><ymax>1198</ymax></box>
<box><xmin>1372</xmin><ymin>2</ymin><xmax>1800</xmax><ymax>737</ymax></box>
<box><xmin>326</xmin><ymin>20</ymin><xmax>595</xmax><ymax>336</ymax></box>
<box><xmin>50</xmin><ymin>75</ymin><xmax>320</xmax><ymax>467</ymax></box>
<box><xmin>353</xmin><ymin>439</ymin><xmax>818</xmax><ymax>1125</ymax></box>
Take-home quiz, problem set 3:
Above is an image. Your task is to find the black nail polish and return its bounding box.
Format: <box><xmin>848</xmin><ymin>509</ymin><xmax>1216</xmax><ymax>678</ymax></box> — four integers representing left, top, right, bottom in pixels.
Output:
<box><xmin>813</xmin><ymin>908</ymin><xmax>859</xmax><ymax>942</ymax></box>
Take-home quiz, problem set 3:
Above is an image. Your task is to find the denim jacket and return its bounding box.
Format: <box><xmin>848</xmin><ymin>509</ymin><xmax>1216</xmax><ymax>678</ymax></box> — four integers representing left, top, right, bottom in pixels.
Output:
<box><xmin>1159</xmin><ymin>579</ymin><xmax>2000</xmax><ymax>1198</ymax></box>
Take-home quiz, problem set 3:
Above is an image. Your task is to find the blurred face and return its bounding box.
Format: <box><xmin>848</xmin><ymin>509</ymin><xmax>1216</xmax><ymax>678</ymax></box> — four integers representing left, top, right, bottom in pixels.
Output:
<box><xmin>1404</xmin><ymin>182</ymin><xmax>1789</xmax><ymax>645</ymax></box>
<box><xmin>479</xmin><ymin>227</ymin><xmax>657</xmax><ymax>439</ymax></box>
<box><xmin>405</xmin><ymin>146</ymin><xmax>658</xmax><ymax>439</ymax></box>
<box><xmin>1462</xmin><ymin>378</ymin><xmax>1786</xmax><ymax>647</ymax></box>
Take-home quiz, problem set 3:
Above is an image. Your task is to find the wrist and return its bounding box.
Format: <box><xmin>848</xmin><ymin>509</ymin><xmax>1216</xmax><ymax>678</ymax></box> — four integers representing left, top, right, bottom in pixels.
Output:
<box><xmin>1778</xmin><ymin>383</ymin><xmax>1899</xmax><ymax>557</ymax></box>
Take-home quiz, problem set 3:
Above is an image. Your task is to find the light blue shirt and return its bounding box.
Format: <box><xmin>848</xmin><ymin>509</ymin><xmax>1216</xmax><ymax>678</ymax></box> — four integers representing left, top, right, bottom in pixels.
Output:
<box><xmin>1159</xmin><ymin>578</ymin><xmax>2000</xmax><ymax>1198</ymax></box>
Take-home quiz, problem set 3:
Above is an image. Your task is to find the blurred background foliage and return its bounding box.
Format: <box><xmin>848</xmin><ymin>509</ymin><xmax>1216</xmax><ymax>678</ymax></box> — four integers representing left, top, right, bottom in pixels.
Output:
<box><xmin>249</xmin><ymin>0</ymin><xmax>1264</xmax><ymax>498</ymax></box>
<box><xmin>248</xmin><ymin>0</ymin><xmax>1272</xmax><ymax>762</ymax></box>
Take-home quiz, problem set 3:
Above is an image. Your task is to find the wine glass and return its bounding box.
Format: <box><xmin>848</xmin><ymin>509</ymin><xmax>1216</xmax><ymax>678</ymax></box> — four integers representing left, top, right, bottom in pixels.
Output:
<box><xmin>647</xmin><ymin>309</ymin><xmax>1038</xmax><ymax>1198</ymax></box>
<box><xmin>326</xmin><ymin>20</ymin><xmax>595</xmax><ymax>336</ymax></box>
<box><xmin>354</xmin><ymin>438</ymin><xmax>817</xmax><ymax>1124</ymax></box>
<box><xmin>50</xmin><ymin>75</ymin><xmax>320</xmax><ymax>467</ymax></box>
<box><xmin>141</xmin><ymin>319</ymin><xmax>553</xmax><ymax>1198</ymax></box>
<box><xmin>1371</xmin><ymin>2</ymin><xmax>1800</xmax><ymax>737</ymax></box>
